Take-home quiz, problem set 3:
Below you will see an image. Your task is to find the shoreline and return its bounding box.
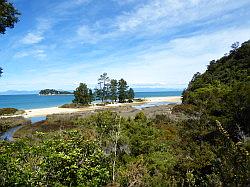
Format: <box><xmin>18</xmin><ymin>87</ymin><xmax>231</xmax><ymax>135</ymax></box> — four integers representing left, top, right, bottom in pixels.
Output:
<box><xmin>2</xmin><ymin>96</ymin><xmax>182</xmax><ymax>118</ymax></box>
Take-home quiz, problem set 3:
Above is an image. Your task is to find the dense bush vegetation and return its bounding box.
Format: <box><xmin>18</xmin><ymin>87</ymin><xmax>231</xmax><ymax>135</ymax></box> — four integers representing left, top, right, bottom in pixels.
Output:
<box><xmin>0</xmin><ymin>130</ymin><xmax>111</xmax><ymax>186</ymax></box>
<box><xmin>183</xmin><ymin>40</ymin><xmax>250</xmax><ymax>138</ymax></box>
<box><xmin>0</xmin><ymin>111</ymin><xmax>249</xmax><ymax>186</ymax></box>
<box><xmin>0</xmin><ymin>117</ymin><xmax>30</xmax><ymax>134</ymax></box>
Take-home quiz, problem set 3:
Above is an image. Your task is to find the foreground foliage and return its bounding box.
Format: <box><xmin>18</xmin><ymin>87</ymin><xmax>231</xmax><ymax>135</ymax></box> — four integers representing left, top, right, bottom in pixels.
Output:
<box><xmin>0</xmin><ymin>111</ymin><xmax>249</xmax><ymax>186</ymax></box>
<box><xmin>0</xmin><ymin>130</ymin><xmax>111</xmax><ymax>186</ymax></box>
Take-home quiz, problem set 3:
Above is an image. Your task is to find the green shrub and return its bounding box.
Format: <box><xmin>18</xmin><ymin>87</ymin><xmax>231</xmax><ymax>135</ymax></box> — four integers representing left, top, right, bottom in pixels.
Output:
<box><xmin>0</xmin><ymin>130</ymin><xmax>111</xmax><ymax>186</ymax></box>
<box><xmin>0</xmin><ymin>108</ymin><xmax>18</xmax><ymax>115</ymax></box>
<box><xmin>96</xmin><ymin>103</ymin><xmax>106</xmax><ymax>106</ymax></box>
<box><xmin>133</xmin><ymin>98</ymin><xmax>145</xmax><ymax>102</ymax></box>
<box><xmin>172</xmin><ymin>104</ymin><xmax>199</xmax><ymax>115</ymax></box>
<box><xmin>60</xmin><ymin>103</ymin><xmax>90</xmax><ymax>108</ymax></box>
<box><xmin>0</xmin><ymin>117</ymin><xmax>30</xmax><ymax>133</ymax></box>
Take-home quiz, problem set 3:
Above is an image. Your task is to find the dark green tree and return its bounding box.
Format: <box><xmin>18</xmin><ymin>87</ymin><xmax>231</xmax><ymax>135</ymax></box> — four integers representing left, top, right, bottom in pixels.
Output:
<box><xmin>73</xmin><ymin>83</ymin><xmax>92</xmax><ymax>105</ymax></box>
<box><xmin>0</xmin><ymin>0</ymin><xmax>20</xmax><ymax>76</ymax></box>
<box><xmin>89</xmin><ymin>88</ymin><xmax>94</xmax><ymax>101</ymax></box>
<box><xmin>0</xmin><ymin>67</ymin><xmax>2</xmax><ymax>77</ymax></box>
<box><xmin>97</xmin><ymin>73</ymin><xmax>110</xmax><ymax>102</ymax></box>
<box><xmin>0</xmin><ymin>0</ymin><xmax>20</xmax><ymax>34</ymax></box>
<box><xmin>230</xmin><ymin>41</ymin><xmax>239</xmax><ymax>53</ymax></box>
<box><xmin>110</xmin><ymin>79</ymin><xmax>118</xmax><ymax>102</ymax></box>
<box><xmin>94</xmin><ymin>87</ymin><xmax>102</xmax><ymax>100</ymax></box>
<box><xmin>118</xmin><ymin>79</ymin><xmax>128</xmax><ymax>103</ymax></box>
<box><xmin>127</xmin><ymin>88</ymin><xmax>135</xmax><ymax>102</ymax></box>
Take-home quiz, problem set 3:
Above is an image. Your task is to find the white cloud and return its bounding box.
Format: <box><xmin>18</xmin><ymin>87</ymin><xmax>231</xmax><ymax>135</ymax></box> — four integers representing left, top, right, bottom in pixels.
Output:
<box><xmin>113</xmin><ymin>0</ymin><xmax>141</xmax><ymax>6</ymax></box>
<box><xmin>20</xmin><ymin>18</ymin><xmax>52</xmax><ymax>45</ymax></box>
<box><xmin>77</xmin><ymin>26</ymin><xmax>101</xmax><ymax>44</ymax></box>
<box><xmin>4</xmin><ymin>0</ymin><xmax>250</xmax><ymax>91</ymax></box>
<box><xmin>72</xmin><ymin>0</ymin><xmax>250</xmax><ymax>45</ymax></box>
<box><xmin>36</xmin><ymin>18</ymin><xmax>52</xmax><ymax>32</ymax></box>
<box><xmin>6</xmin><ymin>25</ymin><xmax>250</xmax><ymax>90</ymax></box>
<box><xmin>21</xmin><ymin>33</ymin><xmax>44</xmax><ymax>44</ymax></box>
<box><xmin>24</xmin><ymin>26</ymin><xmax>248</xmax><ymax>90</ymax></box>
<box><xmin>14</xmin><ymin>51</ymin><xmax>30</xmax><ymax>58</ymax></box>
<box><xmin>14</xmin><ymin>49</ymin><xmax>47</xmax><ymax>59</ymax></box>
<box><xmin>33</xmin><ymin>49</ymin><xmax>47</xmax><ymax>58</ymax></box>
<box><xmin>79</xmin><ymin>27</ymin><xmax>250</xmax><ymax>87</ymax></box>
<box><xmin>52</xmin><ymin>0</ymin><xmax>91</xmax><ymax>15</ymax></box>
<box><xmin>114</xmin><ymin>0</ymin><xmax>250</xmax><ymax>33</ymax></box>
<box><xmin>75</xmin><ymin>0</ymin><xmax>90</xmax><ymax>5</ymax></box>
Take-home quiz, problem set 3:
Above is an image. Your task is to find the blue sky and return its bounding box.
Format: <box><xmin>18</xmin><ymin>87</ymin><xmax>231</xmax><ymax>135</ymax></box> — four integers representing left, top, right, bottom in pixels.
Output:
<box><xmin>0</xmin><ymin>0</ymin><xmax>250</xmax><ymax>91</ymax></box>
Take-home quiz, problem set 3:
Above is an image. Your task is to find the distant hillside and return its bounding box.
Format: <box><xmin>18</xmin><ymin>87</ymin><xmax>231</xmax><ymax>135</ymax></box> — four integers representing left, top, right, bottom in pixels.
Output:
<box><xmin>182</xmin><ymin>40</ymin><xmax>250</xmax><ymax>138</ymax></box>
<box><xmin>39</xmin><ymin>89</ymin><xmax>73</xmax><ymax>95</ymax></box>
<box><xmin>0</xmin><ymin>90</ymin><xmax>39</xmax><ymax>95</ymax></box>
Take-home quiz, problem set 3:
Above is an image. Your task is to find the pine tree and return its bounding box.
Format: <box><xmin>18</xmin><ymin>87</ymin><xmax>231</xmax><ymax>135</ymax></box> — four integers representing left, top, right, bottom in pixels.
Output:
<box><xmin>97</xmin><ymin>73</ymin><xmax>110</xmax><ymax>102</ymax></box>
<box><xmin>118</xmin><ymin>79</ymin><xmax>128</xmax><ymax>103</ymax></box>
<box><xmin>127</xmin><ymin>88</ymin><xmax>135</xmax><ymax>102</ymax></box>
<box><xmin>73</xmin><ymin>83</ymin><xmax>91</xmax><ymax>105</ymax></box>
<box><xmin>110</xmin><ymin>79</ymin><xmax>118</xmax><ymax>103</ymax></box>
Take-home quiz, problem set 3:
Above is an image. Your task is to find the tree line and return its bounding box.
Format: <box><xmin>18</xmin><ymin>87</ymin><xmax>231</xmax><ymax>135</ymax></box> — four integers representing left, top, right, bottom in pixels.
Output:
<box><xmin>73</xmin><ymin>73</ymin><xmax>135</xmax><ymax>105</ymax></box>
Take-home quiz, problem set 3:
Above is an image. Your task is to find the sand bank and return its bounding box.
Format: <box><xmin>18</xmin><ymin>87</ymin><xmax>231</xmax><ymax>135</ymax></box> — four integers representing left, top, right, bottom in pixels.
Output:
<box><xmin>20</xmin><ymin>96</ymin><xmax>181</xmax><ymax>118</ymax></box>
<box><xmin>144</xmin><ymin>96</ymin><xmax>181</xmax><ymax>103</ymax></box>
<box><xmin>24</xmin><ymin>107</ymin><xmax>87</xmax><ymax>118</ymax></box>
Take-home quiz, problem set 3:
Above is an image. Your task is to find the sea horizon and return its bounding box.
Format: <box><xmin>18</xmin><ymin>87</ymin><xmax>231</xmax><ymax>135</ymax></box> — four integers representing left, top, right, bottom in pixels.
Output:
<box><xmin>0</xmin><ymin>91</ymin><xmax>182</xmax><ymax>110</ymax></box>
<box><xmin>0</xmin><ymin>88</ymin><xmax>184</xmax><ymax>96</ymax></box>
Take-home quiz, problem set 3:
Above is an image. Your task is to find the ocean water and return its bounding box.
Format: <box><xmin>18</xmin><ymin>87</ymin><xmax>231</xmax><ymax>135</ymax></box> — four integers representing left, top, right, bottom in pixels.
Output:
<box><xmin>0</xmin><ymin>91</ymin><xmax>182</xmax><ymax>110</ymax></box>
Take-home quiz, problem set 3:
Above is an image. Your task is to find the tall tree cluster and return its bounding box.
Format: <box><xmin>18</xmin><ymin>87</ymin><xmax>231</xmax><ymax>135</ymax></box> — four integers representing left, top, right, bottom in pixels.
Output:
<box><xmin>73</xmin><ymin>73</ymin><xmax>135</xmax><ymax>105</ymax></box>
<box><xmin>95</xmin><ymin>73</ymin><xmax>135</xmax><ymax>103</ymax></box>
<box><xmin>96</xmin><ymin>72</ymin><xmax>110</xmax><ymax>102</ymax></box>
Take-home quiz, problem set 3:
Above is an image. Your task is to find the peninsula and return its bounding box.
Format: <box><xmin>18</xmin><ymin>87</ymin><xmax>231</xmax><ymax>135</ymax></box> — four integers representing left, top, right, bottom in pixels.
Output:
<box><xmin>39</xmin><ymin>89</ymin><xmax>72</xmax><ymax>95</ymax></box>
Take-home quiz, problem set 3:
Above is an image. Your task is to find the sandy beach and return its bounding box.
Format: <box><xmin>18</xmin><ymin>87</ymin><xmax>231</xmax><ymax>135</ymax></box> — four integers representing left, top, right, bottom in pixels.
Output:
<box><xmin>144</xmin><ymin>96</ymin><xmax>181</xmax><ymax>103</ymax></box>
<box><xmin>19</xmin><ymin>96</ymin><xmax>181</xmax><ymax>118</ymax></box>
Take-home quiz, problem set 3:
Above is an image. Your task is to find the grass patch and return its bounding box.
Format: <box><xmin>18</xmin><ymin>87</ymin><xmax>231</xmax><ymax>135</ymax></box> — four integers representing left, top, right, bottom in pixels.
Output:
<box><xmin>60</xmin><ymin>103</ymin><xmax>90</xmax><ymax>108</ymax></box>
<box><xmin>133</xmin><ymin>98</ymin><xmax>145</xmax><ymax>102</ymax></box>
<box><xmin>0</xmin><ymin>116</ymin><xmax>31</xmax><ymax>134</ymax></box>
<box><xmin>0</xmin><ymin>108</ymin><xmax>25</xmax><ymax>116</ymax></box>
<box><xmin>172</xmin><ymin>104</ymin><xmax>199</xmax><ymax>115</ymax></box>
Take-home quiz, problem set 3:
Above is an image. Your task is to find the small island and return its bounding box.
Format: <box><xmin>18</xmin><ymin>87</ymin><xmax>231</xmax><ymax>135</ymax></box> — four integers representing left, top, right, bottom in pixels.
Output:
<box><xmin>39</xmin><ymin>89</ymin><xmax>72</xmax><ymax>95</ymax></box>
